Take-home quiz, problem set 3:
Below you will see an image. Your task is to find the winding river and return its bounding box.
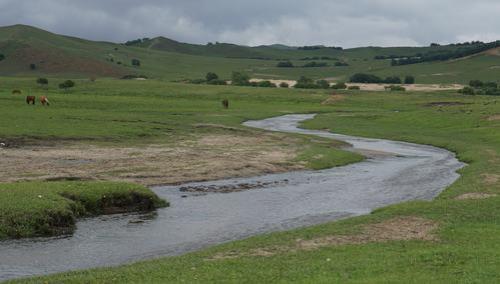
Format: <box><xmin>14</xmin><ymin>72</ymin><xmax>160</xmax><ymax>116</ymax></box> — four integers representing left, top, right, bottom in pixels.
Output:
<box><xmin>0</xmin><ymin>114</ymin><xmax>464</xmax><ymax>281</ymax></box>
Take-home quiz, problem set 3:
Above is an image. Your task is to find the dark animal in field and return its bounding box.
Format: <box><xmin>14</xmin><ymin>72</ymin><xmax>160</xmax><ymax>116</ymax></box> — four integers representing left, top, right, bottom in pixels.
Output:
<box><xmin>26</xmin><ymin>96</ymin><xmax>35</xmax><ymax>105</ymax></box>
<box><xmin>40</xmin><ymin>96</ymin><xmax>50</xmax><ymax>106</ymax></box>
<box><xmin>12</xmin><ymin>90</ymin><xmax>22</xmax><ymax>95</ymax></box>
<box><xmin>222</xmin><ymin>99</ymin><xmax>229</xmax><ymax>109</ymax></box>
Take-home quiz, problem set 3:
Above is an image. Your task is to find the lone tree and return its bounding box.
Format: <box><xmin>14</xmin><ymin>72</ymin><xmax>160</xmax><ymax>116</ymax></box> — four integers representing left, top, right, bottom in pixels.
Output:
<box><xmin>29</xmin><ymin>63</ymin><xmax>36</xmax><ymax>70</ymax></box>
<box><xmin>0</xmin><ymin>54</ymin><xmax>5</xmax><ymax>61</ymax></box>
<box><xmin>206</xmin><ymin>72</ymin><xmax>219</xmax><ymax>82</ymax></box>
<box><xmin>231</xmin><ymin>71</ymin><xmax>250</xmax><ymax>86</ymax></box>
<box><xmin>404</xmin><ymin>75</ymin><xmax>415</xmax><ymax>84</ymax></box>
<box><xmin>37</xmin><ymin>77</ymin><xmax>48</xmax><ymax>86</ymax></box>
<box><xmin>131</xmin><ymin>59</ymin><xmax>141</xmax><ymax>67</ymax></box>
<box><xmin>59</xmin><ymin>80</ymin><xmax>75</xmax><ymax>91</ymax></box>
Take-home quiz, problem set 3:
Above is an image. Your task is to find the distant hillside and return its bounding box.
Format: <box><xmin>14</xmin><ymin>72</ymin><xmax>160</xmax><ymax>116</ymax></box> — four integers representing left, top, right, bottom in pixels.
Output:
<box><xmin>1</xmin><ymin>24</ymin><xmax>500</xmax><ymax>84</ymax></box>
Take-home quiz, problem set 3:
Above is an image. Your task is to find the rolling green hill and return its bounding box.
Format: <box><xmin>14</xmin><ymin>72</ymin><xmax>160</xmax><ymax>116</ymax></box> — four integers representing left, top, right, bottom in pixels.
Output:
<box><xmin>1</xmin><ymin>24</ymin><xmax>500</xmax><ymax>83</ymax></box>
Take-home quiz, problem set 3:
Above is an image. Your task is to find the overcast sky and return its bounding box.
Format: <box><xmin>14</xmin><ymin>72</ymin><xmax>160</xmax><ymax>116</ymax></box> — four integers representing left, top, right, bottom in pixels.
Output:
<box><xmin>1</xmin><ymin>0</ymin><xmax>500</xmax><ymax>48</ymax></box>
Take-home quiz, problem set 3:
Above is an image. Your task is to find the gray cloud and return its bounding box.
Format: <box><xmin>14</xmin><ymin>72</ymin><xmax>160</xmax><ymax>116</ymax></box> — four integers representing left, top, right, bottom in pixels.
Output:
<box><xmin>1</xmin><ymin>0</ymin><xmax>500</xmax><ymax>48</ymax></box>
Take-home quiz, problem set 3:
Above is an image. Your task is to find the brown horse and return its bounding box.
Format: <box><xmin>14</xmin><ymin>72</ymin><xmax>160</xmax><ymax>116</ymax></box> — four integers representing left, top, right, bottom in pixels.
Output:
<box><xmin>40</xmin><ymin>96</ymin><xmax>50</xmax><ymax>106</ymax></box>
<box><xmin>222</xmin><ymin>99</ymin><xmax>229</xmax><ymax>109</ymax></box>
<box><xmin>26</xmin><ymin>96</ymin><xmax>35</xmax><ymax>105</ymax></box>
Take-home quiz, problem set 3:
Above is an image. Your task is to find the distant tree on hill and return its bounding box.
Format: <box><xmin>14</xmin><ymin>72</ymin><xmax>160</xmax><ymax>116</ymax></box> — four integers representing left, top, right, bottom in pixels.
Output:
<box><xmin>231</xmin><ymin>72</ymin><xmax>250</xmax><ymax>86</ymax></box>
<box><xmin>279</xmin><ymin>82</ymin><xmax>290</xmax><ymax>88</ymax></box>
<box><xmin>206</xmin><ymin>79</ymin><xmax>227</xmax><ymax>85</ymax></box>
<box><xmin>316</xmin><ymin>80</ymin><xmax>331</xmax><ymax>89</ymax></box>
<box><xmin>206</xmin><ymin>72</ymin><xmax>219</xmax><ymax>82</ymax></box>
<box><xmin>36</xmin><ymin>78</ymin><xmax>48</xmax><ymax>86</ymax></box>
<box><xmin>29</xmin><ymin>63</ymin><xmax>36</xmax><ymax>70</ymax></box>
<box><xmin>131</xmin><ymin>59</ymin><xmax>141</xmax><ymax>67</ymax></box>
<box><xmin>59</xmin><ymin>80</ymin><xmax>75</xmax><ymax>91</ymax></box>
<box><xmin>404</xmin><ymin>76</ymin><xmax>415</xmax><ymax>84</ymax></box>
<box><xmin>332</xmin><ymin>82</ymin><xmax>347</xmax><ymax>89</ymax></box>
<box><xmin>277</xmin><ymin>61</ymin><xmax>294</xmax><ymax>68</ymax></box>
<box><xmin>334</xmin><ymin>61</ymin><xmax>349</xmax><ymax>67</ymax></box>
<box><xmin>0</xmin><ymin>54</ymin><xmax>5</xmax><ymax>61</ymax></box>
<box><xmin>384</xmin><ymin>76</ymin><xmax>402</xmax><ymax>84</ymax></box>
<box><xmin>294</xmin><ymin>76</ymin><xmax>318</xmax><ymax>89</ymax></box>
<box><xmin>469</xmin><ymin>80</ymin><xmax>484</xmax><ymax>88</ymax></box>
<box><xmin>430</xmin><ymin>43</ymin><xmax>441</xmax><ymax>47</ymax></box>
<box><xmin>302</xmin><ymin>61</ymin><xmax>328</xmax><ymax>68</ymax></box>
<box><xmin>350</xmin><ymin>73</ymin><xmax>384</xmax><ymax>83</ymax></box>
<box><xmin>257</xmin><ymin>81</ymin><xmax>277</xmax><ymax>88</ymax></box>
<box><xmin>459</xmin><ymin>86</ymin><xmax>475</xmax><ymax>95</ymax></box>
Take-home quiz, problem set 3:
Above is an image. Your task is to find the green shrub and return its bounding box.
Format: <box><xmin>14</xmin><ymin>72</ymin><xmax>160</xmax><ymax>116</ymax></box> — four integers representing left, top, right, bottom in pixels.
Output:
<box><xmin>350</xmin><ymin>73</ymin><xmax>383</xmax><ymax>83</ymax></box>
<box><xmin>231</xmin><ymin>72</ymin><xmax>250</xmax><ymax>86</ymax></box>
<box><xmin>188</xmin><ymin>79</ymin><xmax>206</xmax><ymax>84</ymax></box>
<box><xmin>206</xmin><ymin>72</ymin><xmax>219</xmax><ymax>82</ymax></box>
<box><xmin>277</xmin><ymin>61</ymin><xmax>294</xmax><ymax>68</ymax></box>
<box><xmin>207</xmin><ymin>79</ymin><xmax>227</xmax><ymax>85</ymax></box>
<box><xmin>37</xmin><ymin>78</ymin><xmax>49</xmax><ymax>86</ymax></box>
<box><xmin>469</xmin><ymin>80</ymin><xmax>484</xmax><ymax>88</ymax></box>
<box><xmin>257</xmin><ymin>81</ymin><xmax>277</xmax><ymax>88</ymax></box>
<box><xmin>332</xmin><ymin>82</ymin><xmax>347</xmax><ymax>90</ymax></box>
<box><xmin>334</xmin><ymin>62</ymin><xmax>349</xmax><ymax>67</ymax></box>
<box><xmin>316</xmin><ymin>80</ymin><xmax>331</xmax><ymax>89</ymax></box>
<box><xmin>131</xmin><ymin>59</ymin><xmax>141</xmax><ymax>67</ymax></box>
<box><xmin>303</xmin><ymin>61</ymin><xmax>328</xmax><ymax>68</ymax></box>
<box><xmin>404</xmin><ymin>76</ymin><xmax>415</xmax><ymax>84</ymax></box>
<box><xmin>348</xmin><ymin>85</ymin><xmax>361</xmax><ymax>90</ymax></box>
<box><xmin>459</xmin><ymin>86</ymin><xmax>476</xmax><ymax>95</ymax></box>
<box><xmin>59</xmin><ymin>80</ymin><xmax>76</xmax><ymax>91</ymax></box>
<box><xmin>294</xmin><ymin>76</ymin><xmax>318</xmax><ymax>89</ymax></box>
<box><xmin>279</xmin><ymin>82</ymin><xmax>289</xmax><ymax>88</ymax></box>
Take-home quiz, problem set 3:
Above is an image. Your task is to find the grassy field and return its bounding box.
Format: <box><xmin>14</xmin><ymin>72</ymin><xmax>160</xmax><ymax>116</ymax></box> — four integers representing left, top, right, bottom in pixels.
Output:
<box><xmin>12</xmin><ymin>88</ymin><xmax>500</xmax><ymax>283</ymax></box>
<box><xmin>0</xmin><ymin>77</ymin><xmax>362</xmax><ymax>240</ymax></box>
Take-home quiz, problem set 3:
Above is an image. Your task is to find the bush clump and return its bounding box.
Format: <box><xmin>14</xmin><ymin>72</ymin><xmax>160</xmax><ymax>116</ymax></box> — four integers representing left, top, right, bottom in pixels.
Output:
<box><xmin>277</xmin><ymin>61</ymin><xmax>294</xmax><ymax>68</ymax></box>
<box><xmin>460</xmin><ymin>80</ymin><xmax>500</xmax><ymax>96</ymax></box>
<box><xmin>332</xmin><ymin>82</ymin><xmax>347</xmax><ymax>90</ymax></box>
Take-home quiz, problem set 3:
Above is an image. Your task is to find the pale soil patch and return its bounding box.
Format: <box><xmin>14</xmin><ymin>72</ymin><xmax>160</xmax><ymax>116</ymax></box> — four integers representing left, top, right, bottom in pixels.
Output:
<box><xmin>486</xmin><ymin>114</ymin><xmax>500</xmax><ymax>121</ymax></box>
<box><xmin>455</xmin><ymin>193</ymin><xmax>498</xmax><ymax>200</ymax></box>
<box><xmin>249</xmin><ymin>78</ymin><xmax>463</xmax><ymax>92</ymax></box>
<box><xmin>481</xmin><ymin>173</ymin><xmax>500</xmax><ymax>185</ymax></box>
<box><xmin>321</xmin><ymin>95</ymin><xmax>345</xmax><ymax>105</ymax></box>
<box><xmin>208</xmin><ymin>216</ymin><xmax>438</xmax><ymax>260</ymax></box>
<box><xmin>0</xmin><ymin>133</ymin><xmax>305</xmax><ymax>186</ymax></box>
<box><xmin>346</xmin><ymin>83</ymin><xmax>463</xmax><ymax>92</ymax></box>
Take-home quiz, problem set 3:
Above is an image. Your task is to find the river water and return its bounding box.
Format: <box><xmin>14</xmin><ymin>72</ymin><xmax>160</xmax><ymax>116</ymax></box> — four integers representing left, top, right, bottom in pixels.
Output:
<box><xmin>0</xmin><ymin>114</ymin><xmax>464</xmax><ymax>281</ymax></box>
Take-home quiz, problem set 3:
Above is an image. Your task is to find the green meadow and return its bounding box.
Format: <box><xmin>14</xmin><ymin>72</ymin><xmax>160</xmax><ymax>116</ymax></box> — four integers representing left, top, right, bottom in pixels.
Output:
<box><xmin>4</xmin><ymin>79</ymin><xmax>500</xmax><ymax>282</ymax></box>
<box><xmin>0</xmin><ymin>77</ymin><xmax>362</xmax><ymax>240</ymax></box>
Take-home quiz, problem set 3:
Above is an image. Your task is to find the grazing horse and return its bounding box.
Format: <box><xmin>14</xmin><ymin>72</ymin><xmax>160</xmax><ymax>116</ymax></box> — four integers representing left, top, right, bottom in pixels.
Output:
<box><xmin>222</xmin><ymin>99</ymin><xmax>229</xmax><ymax>109</ymax></box>
<box><xmin>26</xmin><ymin>96</ymin><xmax>36</xmax><ymax>105</ymax></box>
<box><xmin>12</xmin><ymin>90</ymin><xmax>22</xmax><ymax>95</ymax></box>
<box><xmin>40</xmin><ymin>96</ymin><xmax>50</xmax><ymax>106</ymax></box>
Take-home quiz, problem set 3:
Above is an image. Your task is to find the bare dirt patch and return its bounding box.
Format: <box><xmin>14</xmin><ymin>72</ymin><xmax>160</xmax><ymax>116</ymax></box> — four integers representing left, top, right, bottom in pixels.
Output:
<box><xmin>481</xmin><ymin>173</ymin><xmax>500</xmax><ymax>185</ymax></box>
<box><xmin>321</xmin><ymin>95</ymin><xmax>345</xmax><ymax>105</ymax></box>
<box><xmin>208</xmin><ymin>216</ymin><xmax>438</xmax><ymax>260</ymax></box>
<box><xmin>0</xmin><ymin>133</ymin><xmax>305</xmax><ymax>186</ymax></box>
<box><xmin>455</xmin><ymin>193</ymin><xmax>498</xmax><ymax>200</ymax></box>
<box><xmin>348</xmin><ymin>83</ymin><xmax>464</xmax><ymax>92</ymax></box>
<box><xmin>487</xmin><ymin>114</ymin><xmax>500</xmax><ymax>121</ymax></box>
